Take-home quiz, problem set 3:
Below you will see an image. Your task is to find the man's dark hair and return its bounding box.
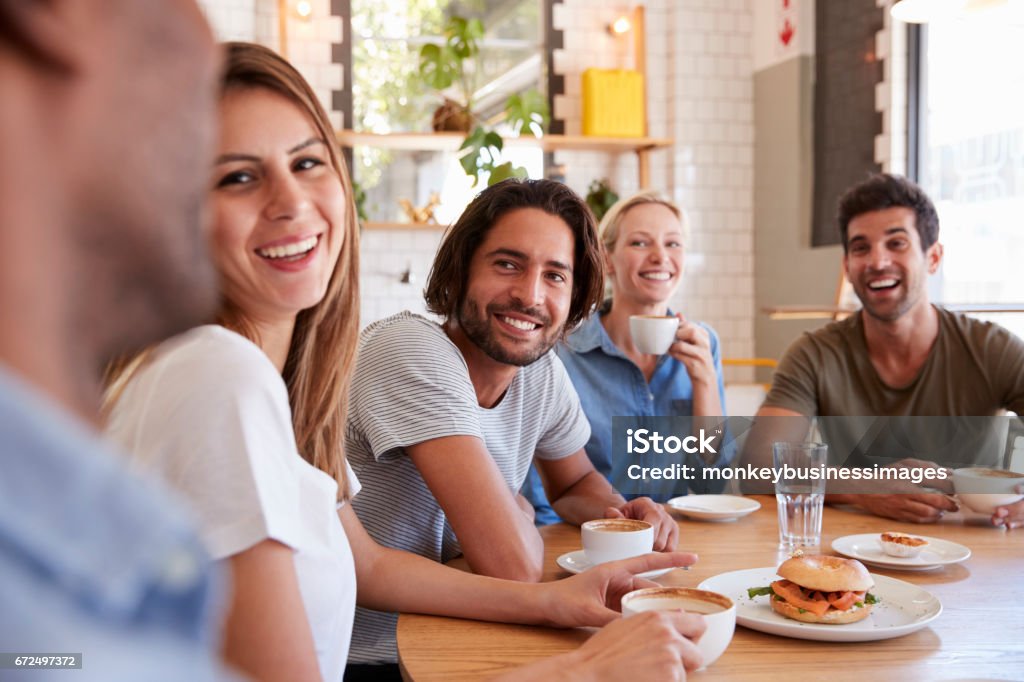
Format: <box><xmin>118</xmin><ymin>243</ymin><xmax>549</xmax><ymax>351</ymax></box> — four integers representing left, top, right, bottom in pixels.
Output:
<box><xmin>425</xmin><ymin>178</ymin><xmax>604</xmax><ymax>332</ymax></box>
<box><xmin>837</xmin><ymin>173</ymin><xmax>939</xmax><ymax>253</ymax></box>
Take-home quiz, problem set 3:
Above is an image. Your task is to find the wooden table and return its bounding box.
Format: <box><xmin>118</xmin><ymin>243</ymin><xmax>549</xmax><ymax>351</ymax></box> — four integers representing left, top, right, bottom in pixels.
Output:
<box><xmin>397</xmin><ymin>496</ymin><xmax>1023</xmax><ymax>681</ymax></box>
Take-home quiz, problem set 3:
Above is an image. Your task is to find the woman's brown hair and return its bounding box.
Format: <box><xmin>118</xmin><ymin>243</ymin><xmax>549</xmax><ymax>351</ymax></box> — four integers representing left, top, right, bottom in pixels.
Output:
<box><xmin>107</xmin><ymin>42</ymin><xmax>359</xmax><ymax>498</ymax></box>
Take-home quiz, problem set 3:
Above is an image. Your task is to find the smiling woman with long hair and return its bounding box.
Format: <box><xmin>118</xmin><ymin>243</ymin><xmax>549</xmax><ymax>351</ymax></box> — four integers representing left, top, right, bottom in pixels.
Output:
<box><xmin>104</xmin><ymin>43</ymin><xmax>704</xmax><ymax>682</ymax></box>
<box><xmin>523</xmin><ymin>191</ymin><xmax>730</xmax><ymax>523</ymax></box>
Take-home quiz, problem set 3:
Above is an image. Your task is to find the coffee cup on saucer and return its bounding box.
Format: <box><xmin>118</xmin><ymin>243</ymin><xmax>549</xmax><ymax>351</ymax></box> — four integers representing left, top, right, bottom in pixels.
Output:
<box><xmin>581</xmin><ymin>518</ymin><xmax>653</xmax><ymax>565</ymax></box>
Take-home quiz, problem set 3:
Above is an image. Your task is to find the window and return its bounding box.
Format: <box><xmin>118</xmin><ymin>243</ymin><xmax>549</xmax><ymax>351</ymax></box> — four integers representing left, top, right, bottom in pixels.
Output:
<box><xmin>915</xmin><ymin>9</ymin><xmax>1024</xmax><ymax>337</ymax></box>
<box><xmin>350</xmin><ymin>0</ymin><xmax>544</xmax><ymax>225</ymax></box>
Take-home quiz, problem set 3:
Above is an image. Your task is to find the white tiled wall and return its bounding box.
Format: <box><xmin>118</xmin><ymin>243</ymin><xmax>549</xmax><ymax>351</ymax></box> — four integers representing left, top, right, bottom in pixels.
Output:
<box><xmin>553</xmin><ymin>0</ymin><xmax>756</xmax><ymax>381</ymax></box>
<box><xmin>198</xmin><ymin>0</ymin><xmax>257</xmax><ymax>41</ymax></box>
<box><xmin>195</xmin><ymin>0</ymin><xmax>757</xmax><ymax>373</ymax></box>
<box><xmin>198</xmin><ymin>0</ymin><xmax>344</xmax><ymax>129</ymax></box>
<box><xmin>358</xmin><ymin>229</ymin><xmax>446</xmax><ymax>327</ymax></box>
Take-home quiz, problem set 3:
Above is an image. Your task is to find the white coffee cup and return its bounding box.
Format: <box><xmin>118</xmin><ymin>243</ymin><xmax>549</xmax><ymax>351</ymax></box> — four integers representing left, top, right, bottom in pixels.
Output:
<box><xmin>581</xmin><ymin>519</ymin><xmax>653</xmax><ymax>565</ymax></box>
<box><xmin>952</xmin><ymin>466</ymin><xmax>1024</xmax><ymax>513</ymax></box>
<box><xmin>629</xmin><ymin>315</ymin><xmax>679</xmax><ymax>355</ymax></box>
<box><xmin>621</xmin><ymin>587</ymin><xmax>736</xmax><ymax>669</ymax></box>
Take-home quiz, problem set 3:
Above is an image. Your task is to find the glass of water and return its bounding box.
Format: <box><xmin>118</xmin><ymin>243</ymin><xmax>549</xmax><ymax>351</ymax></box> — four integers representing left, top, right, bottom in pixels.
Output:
<box><xmin>773</xmin><ymin>442</ymin><xmax>828</xmax><ymax>551</ymax></box>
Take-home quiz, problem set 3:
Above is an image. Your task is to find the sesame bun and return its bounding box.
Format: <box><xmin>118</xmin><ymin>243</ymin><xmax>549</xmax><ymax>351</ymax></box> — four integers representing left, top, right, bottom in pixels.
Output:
<box><xmin>777</xmin><ymin>555</ymin><xmax>874</xmax><ymax>593</ymax></box>
<box><xmin>771</xmin><ymin>597</ymin><xmax>873</xmax><ymax>624</ymax></box>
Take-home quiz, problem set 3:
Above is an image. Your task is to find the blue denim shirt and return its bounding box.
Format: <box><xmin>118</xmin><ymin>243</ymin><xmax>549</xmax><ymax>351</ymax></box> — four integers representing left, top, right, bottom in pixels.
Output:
<box><xmin>0</xmin><ymin>368</ymin><xmax>234</xmax><ymax>681</ymax></box>
<box><xmin>522</xmin><ymin>311</ymin><xmax>732</xmax><ymax>525</ymax></box>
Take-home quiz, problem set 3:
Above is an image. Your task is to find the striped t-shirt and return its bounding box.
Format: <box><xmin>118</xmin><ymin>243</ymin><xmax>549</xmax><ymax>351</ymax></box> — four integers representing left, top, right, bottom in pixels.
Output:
<box><xmin>346</xmin><ymin>312</ymin><xmax>590</xmax><ymax>664</ymax></box>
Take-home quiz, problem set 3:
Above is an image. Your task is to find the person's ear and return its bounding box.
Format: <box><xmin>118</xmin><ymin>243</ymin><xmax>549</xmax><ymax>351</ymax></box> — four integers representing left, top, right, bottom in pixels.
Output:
<box><xmin>926</xmin><ymin>242</ymin><xmax>943</xmax><ymax>275</ymax></box>
<box><xmin>0</xmin><ymin>0</ymin><xmax>96</xmax><ymax>74</ymax></box>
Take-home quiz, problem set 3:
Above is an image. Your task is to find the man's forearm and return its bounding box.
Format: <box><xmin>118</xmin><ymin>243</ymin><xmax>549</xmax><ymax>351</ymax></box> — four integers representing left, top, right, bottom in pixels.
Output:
<box><xmin>550</xmin><ymin>471</ymin><xmax>626</xmax><ymax>525</ymax></box>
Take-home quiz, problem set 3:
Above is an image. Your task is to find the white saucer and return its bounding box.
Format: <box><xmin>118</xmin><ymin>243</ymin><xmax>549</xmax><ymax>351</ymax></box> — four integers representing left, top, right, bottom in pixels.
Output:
<box><xmin>699</xmin><ymin>567</ymin><xmax>942</xmax><ymax>642</ymax></box>
<box><xmin>555</xmin><ymin>550</ymin><xmax>675</xmax><ymax>579</ymax></box>
<box><xmin>667</xmin><ymin>494</ymin><xmax>761</xmax><ymax>521</ymax></box>
<box><xmin>831</xmin><ymin>533</ymin><xmax>971</xmax><ymax>571</ymax></box>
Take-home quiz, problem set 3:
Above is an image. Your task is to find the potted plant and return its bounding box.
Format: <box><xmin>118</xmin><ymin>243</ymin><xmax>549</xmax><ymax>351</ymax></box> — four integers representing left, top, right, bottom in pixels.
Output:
<box><xmin>419</xmin><ymin>16</ymin><xmax>482</xmax><ymax>133</ymax></box>
<box><xmin>419</xmin><ymin>14</ymin><xmax>549</xmax><ymax>186</ymax></box>
<box><xmin>585</xmin><ymin>178</ymin><xmax>619</xmax><ymax>221</ymax></box>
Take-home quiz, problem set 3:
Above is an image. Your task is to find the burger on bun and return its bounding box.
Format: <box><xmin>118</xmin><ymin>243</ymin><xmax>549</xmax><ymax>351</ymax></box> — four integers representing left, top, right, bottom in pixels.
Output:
<box><xmin>747</xmin><ymin>555</ymin><xmax>877</xmax><ymax>624</ymax></box>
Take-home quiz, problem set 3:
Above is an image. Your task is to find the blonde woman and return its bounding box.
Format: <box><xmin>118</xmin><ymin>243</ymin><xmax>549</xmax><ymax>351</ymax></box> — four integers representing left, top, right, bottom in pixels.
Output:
<box><xmin>525</xmin><ymin>191</ymin><xmax>729</xmax><ymax>523</ymax></box>
<box><xmin>105</xmin><ymin>44</ymin><xmax>704</xmax><ymax>682</ymax></box>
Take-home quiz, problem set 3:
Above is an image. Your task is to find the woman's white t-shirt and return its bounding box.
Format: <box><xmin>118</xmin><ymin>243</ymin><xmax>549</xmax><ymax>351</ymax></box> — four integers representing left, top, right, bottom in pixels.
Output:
<box><xmin>106</xmin><ymin>325</ymin><xmax>357</xmax><ymax>682</ymax></box>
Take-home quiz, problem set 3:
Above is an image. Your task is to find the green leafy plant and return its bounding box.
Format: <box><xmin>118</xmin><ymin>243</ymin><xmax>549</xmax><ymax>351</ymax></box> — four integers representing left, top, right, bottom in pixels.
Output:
<box><xmin>419</xmin><ymin>16</ymin><xmax>483</xmax><ymax>126</ymax></box>
<box><xmin>586</xmin><ymin>178</ymin><xmax>620</xmax><ymax>221</ymax></box>
<box><xmin>419</xmin><ymin>14</ymin><xmax>549</xmax><ymax>187</ymax></box>
<box><xmin>351</xmin><ymin>178</ymin><xmax>369</xmax><ymax>225</ymax></box>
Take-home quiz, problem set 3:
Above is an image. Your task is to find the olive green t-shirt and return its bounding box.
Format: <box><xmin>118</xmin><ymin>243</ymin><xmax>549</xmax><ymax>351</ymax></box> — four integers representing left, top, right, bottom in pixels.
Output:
<box><xmin>764</xmin><ymin>307</ymin><xmax>1024</xmax><ymax>468</ymax></box>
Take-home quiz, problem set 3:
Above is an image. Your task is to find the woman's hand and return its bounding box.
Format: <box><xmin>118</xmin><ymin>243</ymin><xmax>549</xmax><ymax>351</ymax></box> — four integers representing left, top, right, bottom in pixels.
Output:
<box><xmin>492</xmin><ymin>605</ymin><xmax>704</xmax><ymax>682</ymax></box>
<box><xmin>606</xmin><ymin>497</ymin><xmax>679</xmax><ymax>551</ymax></box>
<box><xmin>536</xmin><ymin>552</ymin><xmax>700</xmax><ymax>628</ymax></box>
<box><xmin>568</xmin><ymin>610</ymin><xmax>705</xmax><ymax>681</ymax></box>
<box><xmin>668</xmin><ymin>315</ymin><xmax>717</xmax><ymax>388</ymax></box>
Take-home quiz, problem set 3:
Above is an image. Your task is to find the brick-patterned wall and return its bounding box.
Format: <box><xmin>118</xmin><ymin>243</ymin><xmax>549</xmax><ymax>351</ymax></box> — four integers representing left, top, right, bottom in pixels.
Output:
<box><xmin>552</xmin><ymin>0</ymin><xmax>755</xmax><ymax>380</ymax></box>
<box><xmin>664</xmin><ymin>0</ymin><xmax>755</xmax><ymax>382</ymax></box>
<box><xmin>197</xmin><ymin>0</ymin><xmax>345</xmax><ymax>129</ymax></box>
<box><xmin>875</xmin><ymin>0</ymin><xmax>908</xmax><ymax>174</ymax></box>
<box><xmin>198</xmin><ymin>0</ymin><xmax>258</xmax><ymax>41</ymax></box>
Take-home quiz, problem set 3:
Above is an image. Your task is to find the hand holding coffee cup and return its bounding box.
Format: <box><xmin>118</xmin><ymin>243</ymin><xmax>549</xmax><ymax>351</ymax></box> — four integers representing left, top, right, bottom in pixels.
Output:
<box><xmin>621</xmin><ymin>587</ymin><xmax>736</xmax><ymax>670</ymax></box>
<box><xmin>667</xmin><ymin>316</ymin><xmax>718</xmax><ymax>385</ymax></box>
<box><xmin>571</xmin><ymin>609</ymin><xmax>706</xmax><ymax>680</ymax></box>
<box><xmin>582</xmin><ymin>519</ymin><xmax>654</xmax><ymax>565</ymax></box>
<box><xmin>607</xmin><ymin>497</ymin><xmax>680</xmax><ymax>551</ymax></box>
<box><xmin>542</xmin><ymin>552</ymin><xmax>700</xmax><ymax>629</ymax></box>
<box><xmin>952</xmin><ymin>467</ymin><xmax>1024</xmax><ymax>516</ymax></box>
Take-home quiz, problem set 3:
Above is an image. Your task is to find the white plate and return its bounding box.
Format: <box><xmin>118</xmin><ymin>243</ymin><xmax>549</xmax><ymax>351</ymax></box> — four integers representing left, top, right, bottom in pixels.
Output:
<box><xmin>667</xmin><ymin>494</ymin><xmax>761</xmax><ymax>521</ymax></box>
<box><xmin>698</xmin><ymin>567</ymin><xmax>942</xmax><ymax>642</ymax></box>
<box><xmin>555</xmin><ymin>550</ymin><xmax>674</xmax><ymax>579</ymax></box>
<box><xmin>831</xmin><ymin>534</ymin><xmax>971</xmax><ymax>571</ymax></box>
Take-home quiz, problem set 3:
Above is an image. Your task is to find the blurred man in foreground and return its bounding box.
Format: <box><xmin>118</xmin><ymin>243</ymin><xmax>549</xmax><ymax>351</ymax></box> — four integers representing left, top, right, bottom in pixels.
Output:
<box><xmin>0</xmin><ymin>1</ymin><xmax>234</xmax><ymax>678</ymax></box>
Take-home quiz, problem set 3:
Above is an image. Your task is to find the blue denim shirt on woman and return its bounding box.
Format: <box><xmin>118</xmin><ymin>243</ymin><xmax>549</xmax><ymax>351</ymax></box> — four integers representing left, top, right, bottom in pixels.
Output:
<box><xmin>521</xmin><ymin>309</ymin><xmax>732</xmax><ymax>525</ymax></box>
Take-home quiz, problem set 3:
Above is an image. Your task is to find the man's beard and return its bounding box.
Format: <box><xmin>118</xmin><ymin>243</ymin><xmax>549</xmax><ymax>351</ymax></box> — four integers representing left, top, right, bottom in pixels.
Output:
<box><xmin>458</xmin><ymin>298</ymin><xmax>561</xmax><ymax>367</ymax></box>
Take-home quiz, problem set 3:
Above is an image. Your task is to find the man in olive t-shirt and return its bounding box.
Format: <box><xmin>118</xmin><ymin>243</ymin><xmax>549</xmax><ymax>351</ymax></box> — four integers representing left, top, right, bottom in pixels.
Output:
<box><xmin>749</xmin><ymin>174</ymin><xmax>1024</xmax><ymax>528</ymax></box>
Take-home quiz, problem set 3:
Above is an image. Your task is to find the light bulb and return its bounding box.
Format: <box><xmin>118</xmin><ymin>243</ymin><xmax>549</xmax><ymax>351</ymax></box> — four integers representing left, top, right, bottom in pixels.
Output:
<box><xmin>609</xmin><ymin>16</ymin><xmax>631</xmax><ymax>35</ymax></box>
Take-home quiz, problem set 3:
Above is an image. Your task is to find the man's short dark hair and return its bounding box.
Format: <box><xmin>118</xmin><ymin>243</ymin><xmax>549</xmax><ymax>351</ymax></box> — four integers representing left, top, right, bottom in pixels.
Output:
<box><xmin>837</xmin><ymin>173</ymin><xmax>939</xmax><ymax>253</ymax></box>
<box><xmin>425</xmin><ymin>178</ymin><xmax>604</xmax><ymax>332</ymax></box>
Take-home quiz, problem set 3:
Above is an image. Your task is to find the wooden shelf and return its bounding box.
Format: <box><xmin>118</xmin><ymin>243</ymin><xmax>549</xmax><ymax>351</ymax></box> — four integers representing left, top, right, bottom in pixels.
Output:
<box><xmin>764</xmin><ymin>303</ymin><xmax>1024</xmax><ymax>320</ymax></box>
<box><xmin>336</xmin><ymin>130</ymin><xmax>672</xmax><ymax>154</ymax></box>
<box><xmin>337</xmin><ymin>130</ymin><xmax>672</xmax><ymax>187</ymax></box>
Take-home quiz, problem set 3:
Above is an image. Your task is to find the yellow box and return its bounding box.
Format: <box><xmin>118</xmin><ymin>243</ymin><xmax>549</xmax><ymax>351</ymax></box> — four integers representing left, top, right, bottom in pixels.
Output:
<box><xmin>582</xmin><ymin>68</ymin><xmax>645</xmax><ymax>138</ymax></box>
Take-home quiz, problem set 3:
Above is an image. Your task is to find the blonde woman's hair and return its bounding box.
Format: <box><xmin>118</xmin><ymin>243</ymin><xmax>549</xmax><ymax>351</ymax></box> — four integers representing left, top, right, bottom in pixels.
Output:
<box><xmin>598</xmin><ymin>190</ymin><xmax>688</xmax><ymax>253</ymax></box>
<box><xmin>106</xmin><ymin>42</ymin><xmax>359</xmax><ymax>499</ymax></box>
